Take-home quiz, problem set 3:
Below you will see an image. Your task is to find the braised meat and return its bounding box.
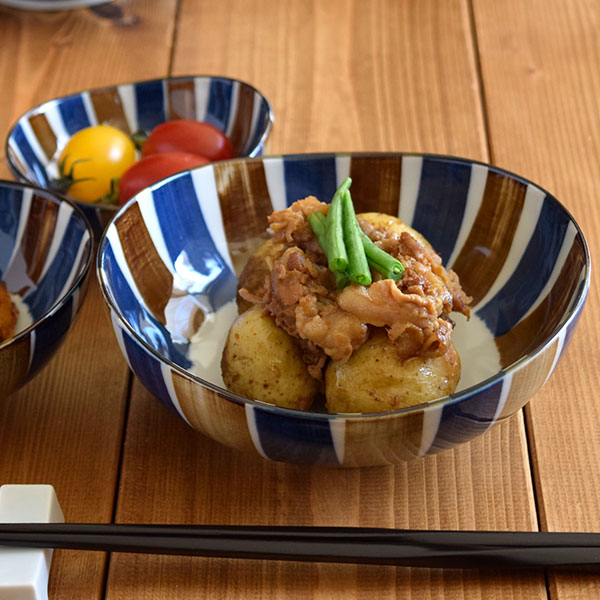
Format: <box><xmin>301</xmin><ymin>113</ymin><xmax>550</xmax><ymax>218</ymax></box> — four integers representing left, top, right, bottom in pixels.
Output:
<box><xmin>237</xmin><ymin>197</ymin><xmax>470</xmax><ymax>380</ymax></box>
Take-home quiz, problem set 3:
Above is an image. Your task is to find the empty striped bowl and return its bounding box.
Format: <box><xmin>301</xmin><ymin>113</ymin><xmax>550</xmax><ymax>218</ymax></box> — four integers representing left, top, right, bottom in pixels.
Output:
<box><xmin>97</xmin><ymin>153</ymin><xmax>590</xmax><ymax>467</ymax></box>
<box><xmin>5</xmin><ymin>75</ymin><xmax>274</xmax><ymax>237</ymax></box>
<box><xmin>0</xmin><ymin>181</ymin><xmax>93</xmax><ymax>398</ymax></box>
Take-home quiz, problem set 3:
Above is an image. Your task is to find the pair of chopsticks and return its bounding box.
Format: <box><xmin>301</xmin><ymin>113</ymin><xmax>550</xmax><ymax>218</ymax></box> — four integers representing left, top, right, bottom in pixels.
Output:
<box><xmin>0</xmin><ymin>523</ymin><xmax>599</xmax><ymax>571</ymax></box>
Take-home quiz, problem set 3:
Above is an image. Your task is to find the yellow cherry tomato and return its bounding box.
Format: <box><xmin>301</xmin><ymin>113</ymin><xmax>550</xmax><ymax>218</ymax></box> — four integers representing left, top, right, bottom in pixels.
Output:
<box><xmin>58</xmin><ymin>125</ymin><xmax>136</xmax><ymax>203</ymax></box>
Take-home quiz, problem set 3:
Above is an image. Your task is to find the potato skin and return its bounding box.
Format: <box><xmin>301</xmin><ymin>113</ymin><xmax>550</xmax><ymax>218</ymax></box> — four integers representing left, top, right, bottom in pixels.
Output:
<box><xmin>221</xmin><ymin>306</ymin><xmax>318</xmax><ymax>410</ymax></box>
<box><xmin>325</xmin><ymin>329</ymin><xmax>460</xmax><ymax>414</ymax></box>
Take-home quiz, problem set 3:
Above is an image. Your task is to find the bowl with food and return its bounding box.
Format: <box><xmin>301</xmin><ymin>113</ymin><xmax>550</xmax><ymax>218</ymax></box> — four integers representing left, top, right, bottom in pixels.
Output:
<box><xmin>5</xmin><ymin>75</ymin><xmax>274</xmax><ymax>237</ymax></box>
<box><xmin>97</xmin><ymin>153</ymin><xmax>590</xmax><ymax>467</ymax></box>
<box><xmin>0</xmin><ymin>180</ymin><xmax>93</xmax><ymax>398</ymax></box>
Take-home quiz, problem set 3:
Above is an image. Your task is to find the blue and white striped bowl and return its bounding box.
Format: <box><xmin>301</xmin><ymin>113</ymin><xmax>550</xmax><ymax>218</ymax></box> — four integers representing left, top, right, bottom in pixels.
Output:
<box><xmin>5</xmin><ymin>75</ymin><xmax>274</xmax><ymax>237</ymax></box>
<box><xmin>0</xmin><ymin>181</ymin><xmax>93</xmax><ymax>398</ymax></box>
<box><xmin>97</xmin><ymin>153</ymin><xmax>590</xmax><ymax>467</ymax></box>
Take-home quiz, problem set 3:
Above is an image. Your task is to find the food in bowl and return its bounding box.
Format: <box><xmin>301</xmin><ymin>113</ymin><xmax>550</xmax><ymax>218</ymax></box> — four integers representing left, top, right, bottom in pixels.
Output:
<box><xmin>6</xmin><ymin>75</ymin><xmax>274</xmax><ymax>237</ymax></box>
<box><xmin>0</xmin><ymin>180</ymin><xmax>93</xmax><ymax>397</ymax></box>
<box><xmin>0</xmin><ymin>283</ymin><xmax>18</xmax><ymax>342</ymax></box>
<box><xmin>53</xmin><ymin>120</ymin><xmax>234</xmax><ymax>205</ymax></box>
<box><xmin>221</xmin><ymin>179</ymin><xmax>471</xmax><ymax>413</ymax></box>
<box><xmin>97</xmin><ymin>153</ymin><xmax>589</xmax><ymax>466</ymax></box>
<box><xmin>55</xmin><ymin>124</ymin><xmax>137</xmax><ymax>203</ymax></box>
<box><xmin>0</xmin><ymin>283</ymin><xmax>35</xmax><ymax>345</ymax></box>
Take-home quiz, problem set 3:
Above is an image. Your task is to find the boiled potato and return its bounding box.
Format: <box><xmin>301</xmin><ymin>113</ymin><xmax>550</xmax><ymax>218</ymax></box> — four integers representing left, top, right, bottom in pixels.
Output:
<box><xmin>236</xmin><ymin>238</ymin><xmax>285</xmax><ymax>313</ymax></box>
<box><xmin>221</xmin><ymin>306</ymin><xmax>318</xmax><ymax>410</ymax></box>
<box><xmin>325</xmin><ymin>329</ymin><xmax>460</xmax><ymax>414</ymax></box>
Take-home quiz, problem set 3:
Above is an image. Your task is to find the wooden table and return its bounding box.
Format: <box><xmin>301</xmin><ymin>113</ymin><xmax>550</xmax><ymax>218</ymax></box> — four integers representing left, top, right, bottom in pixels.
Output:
<box><xmin>0</xmin><ymin>1</ymin><xmax>598</xmax><ymax>597</ymax></box>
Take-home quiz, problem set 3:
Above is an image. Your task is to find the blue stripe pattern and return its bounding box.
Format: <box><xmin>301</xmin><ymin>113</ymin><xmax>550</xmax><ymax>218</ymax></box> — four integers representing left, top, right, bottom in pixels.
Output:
<box><xmin>7</xmin><ymin>76</ymin><xmax>273</xmax><ymax>240</ymax></box>
<box><xmin>283</xmin><ymin>155</ymin><xmax>338</xmax><ymax>208</ymax></box>
<box><xmin>0</xmin><ymin>182</ymin><xmax>93</xmax><ymax>398</ymax></box>
<box><xmin>10</xmin><ymin>124</ymin><xmax>49</xmax><ymax>185</ymax></box>
<box><xmin>205</xmin><ymin>79</ymin><xmax>233</xmax><ymax>131</ymax></box>
<box><xmin>57</xmin><ymin>95</ymin><xmax>91</xmax><ymax>135</ymax></box>
<box><xmin>0</xmin><ymin>188</ymin><xmax>23</xmax><ymax>278</ymax></box>
<box><xmin>253</xmin><ymin>408</ymin><xmax>340</xmax><ymax>465</ymax></box>
<box><xmin>25</xmin><ymin>211</ymin><xmax>85</xmax><ymax>315</ymax></box>
<box><xmin>97</xmin><ymin>153</ymin><xmax>590</xmax><ymax>466</ymax></box>
<box><xmin>429</xmin><ymin>378</ymin><xmax>505</xmax><ymax>451</ymax></box>
<box><xmin>151</xmin><ymin>173</ymin><xmax>237</xmax><ymax>312</ymax></box>
<box><xmin>102</xmin><ymin>244</ymin><xmax>192</xmax><ymax>369</ymax></box>
<box><xmin>476</xmin><ymin>198</ymin><xmax>568</xmax><ymax>336</ymax></box>
<box><xmin>134</xmin><ymin>79</ymin><xmax>166</xmax><ymax>132</ymax></box>
<box><xmin>411</xmin><ymin>158</ymin><xmax>471</xmax><ymax>264</ymax></box>
<box><xmin>122</xmin><ymin>331</ymin><xmax>176</xmax><ymax>412</ymax></box>
<box><xmin>29</xmin><ymin>295</ymin><xmax>74</xmax><ymax>378</ymax></box>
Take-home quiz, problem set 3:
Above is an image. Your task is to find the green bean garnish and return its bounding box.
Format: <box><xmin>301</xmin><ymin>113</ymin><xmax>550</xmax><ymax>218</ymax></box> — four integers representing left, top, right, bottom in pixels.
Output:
<box><xmin>360</xmin><ymin>230</ymin><xmax>405</xmax><ymax>281</ymax></box>
<box><xmin>325</xmin><ymin>178</ymin><xmax>352</xmax><ymax>273</ymax></box>
<box><xmin>308</xmin><ymin>179</ymin><xmax>405</xmax><ymax>286</ymax></box>
<box><xmin>308</xmin><ymin>212</ymin><xmax>349</xmax><ymax>289</ymax></box>
<box><xmin>342</xmin><ymin>190</ymin><xmax>371</xmax><ymax>285</ymax></box>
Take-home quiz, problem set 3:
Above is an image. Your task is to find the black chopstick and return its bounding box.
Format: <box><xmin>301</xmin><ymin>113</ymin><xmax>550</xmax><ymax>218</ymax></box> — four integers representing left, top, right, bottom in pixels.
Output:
<box><xmin>0</xmin><ymin>524</ymin><xmax>599</xmax><ymax>571</ymax></box>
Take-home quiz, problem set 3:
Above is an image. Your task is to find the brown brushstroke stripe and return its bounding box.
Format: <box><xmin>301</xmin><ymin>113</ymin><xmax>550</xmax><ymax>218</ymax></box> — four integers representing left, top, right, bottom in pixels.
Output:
<box><xmin>226</xmin><ymin>84</ymin><xmax>254</xmax><ymax>155</ymax></box>
<box><xmin>451</xmin><ymin>172</ymin><xmax>527</xmax><ymax>303</ymax></box>
<box><xmin>23</xmin><ymin>196</ymin><xmax>58</xmax><ymax>286</ymax></box>
<box><xmin>167</xmin><ymin>79</ymin><xmax>196</xmax><ymax>120</ymax></box>
<box><xmin>0</xmin><ymin>334</ymin><xmax>31</xmax><ymax>397</ymax></box>
<box><xmin>213</xmin><ymin>159</ymin><xmax>272</xmax><ymax>245</ymax></box>
<box><xmin>115</xmin><ymin>202</ymin><xmax>173</xmax><ymax>325</ymax></box>
<box><xmin>495</xmin><ymin>240</ymin><xmax>585</xmax><ymax>368</ymax></box>
<box><xmin>342</xmin><ymin>410</ymin><xmax>424</xmax><ymax>466</ymax></box>
<box><xmin>349</xmin><ymin>156</ymin><xmax>402</xmax><ymax>216</ymax></box>
<box><xmin>90</xmin><ymin>88</ymin><xmax>130</xmax><ymax>132</ymax></box>
<box><xmin>499</xmin><ymin>339</ymin><xmax>559</xmax><ymax>421</ymax></box>
<box><xmin>28</xmin><ymin>113</ymin><xmax>56</xmax><ymax>159</ymax></box>
<box><xmin>171</xmin><ymin>370</ymin><xmax>257</xmax><ymax>453</ymax></box>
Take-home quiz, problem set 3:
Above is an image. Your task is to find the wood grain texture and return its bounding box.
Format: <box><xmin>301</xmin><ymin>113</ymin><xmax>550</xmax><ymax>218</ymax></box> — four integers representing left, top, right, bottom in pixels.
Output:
<box><xmin>109</xmin><ymin>393</ymin><xmax>543</xmax><ymax>599</ymax></box>
<box><xmin>0</xmin><ymin>281</ymin><xmax>128</xmax><ymax>597</ymax></box>
<box><xmin>170</xmin><ymin>0</ymin><xmax>489</xmax><ymax>157</ymax></box>
<box><xmin>472</xmin><ymin>0</ymin><xmax>600</xmax><ymax>597</ymax></box>
<box><xmin>0</xmin><ymin>1</ymin><xmax>178</xmax><ymax>178</ymax></box>
<box><xmin>0</xmin><ymin>2</ymin><xmax>178</xmax><ymax>597</ymax></box>
<box><xmin>107</xmin><ymin>0</ymin><xmax>546</xmax><ymax>597</ymax></box>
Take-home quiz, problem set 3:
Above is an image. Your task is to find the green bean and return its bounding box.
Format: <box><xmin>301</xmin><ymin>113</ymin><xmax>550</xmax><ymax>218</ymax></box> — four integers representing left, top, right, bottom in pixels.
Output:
<box><xmin>325</xmin><ymin>178</ymin><xmax>352</xmax><ymax>273</ymax></box>
<box><xmin>308</xmin><ymin>212</ymin><xmax>349</xmax><ymax>289</ymax></box>
<box><xmin>342</xmin><ymin>190</ymin><xmax>371</xmax><ymax>285</ymax></box>
<box><xmin>360</xmin><ymin>230</ymin><xmax>405</xmax><ymax>281</ymax></box>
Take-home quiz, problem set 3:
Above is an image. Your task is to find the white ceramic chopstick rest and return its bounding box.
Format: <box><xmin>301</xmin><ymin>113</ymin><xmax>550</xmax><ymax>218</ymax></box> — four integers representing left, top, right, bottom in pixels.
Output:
<box><xmin>0</xmin><ymin>485</ymin><xmax>64</xmax><ymax>600</ymax></box>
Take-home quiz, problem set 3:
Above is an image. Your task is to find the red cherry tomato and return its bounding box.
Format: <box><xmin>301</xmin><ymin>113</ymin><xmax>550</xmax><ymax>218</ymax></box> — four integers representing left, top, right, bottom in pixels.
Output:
<box><xmin>118</xmin><ymin>152</ymin><xmax>209</xmax><ymax>204</ymax></box>
<box><xmin>142</xmin><ymin>120</ymin><xmax>235</xmax><ymax>162</ymax></box>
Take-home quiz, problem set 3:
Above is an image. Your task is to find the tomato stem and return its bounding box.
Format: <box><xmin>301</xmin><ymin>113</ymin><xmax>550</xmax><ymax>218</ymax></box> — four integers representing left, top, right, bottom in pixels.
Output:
<box><xmin>52</xmin><ymin>155</ymin><xmax>95</xmax><ymax>193</ymax></box>
<box><xmin>130</xmin><ymin>129</ymin><xmax>149</xmax><ymax>151</ymax></box>
<box><xmin>96</xmin><ymin>177</ymin><xmax>120</xmax><ymax>205</ymax></box>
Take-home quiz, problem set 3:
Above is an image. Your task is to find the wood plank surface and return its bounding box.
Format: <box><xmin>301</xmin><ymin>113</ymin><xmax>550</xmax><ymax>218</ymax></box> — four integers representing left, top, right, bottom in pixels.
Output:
<box><xmin>0</xmin><ymin>2</ymin><xmax>178</xmax><ymax>596</ymax></box>
<box><xmin>106</xmin><ymin>1</ymin><xmax>546</xmax><ymax>597</ymax></box>
<box><xmin>472</xmin><ymin>0</ymin><xmax>600</xmax><ymax>597</ymax></box>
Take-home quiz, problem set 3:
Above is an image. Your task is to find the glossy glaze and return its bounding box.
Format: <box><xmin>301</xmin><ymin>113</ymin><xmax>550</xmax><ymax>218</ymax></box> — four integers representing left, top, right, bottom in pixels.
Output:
<box><xmin>97</xmin><ymin>153</ymin><xmax>590</xmax><ymax>466</ymax></box>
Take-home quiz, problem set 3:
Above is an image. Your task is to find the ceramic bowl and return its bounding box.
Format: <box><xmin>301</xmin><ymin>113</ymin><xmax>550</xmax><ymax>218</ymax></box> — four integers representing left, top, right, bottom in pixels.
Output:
<box><xmin>5</xmin><ymin>75</ymin><xmax>274</xmax><ymax>237</ymax></box>
<box><xmin>97</xmin><ymin>153</ymin><xmax>590</xmax><ymax>467</ymax></box>
<box><xmin>0</xmin><ymin>181</ymin><xmax>93</xmax><ymax>398</ymax></box>
<box><xmin>0</xmin><ymin>0</ymin><xmax>105</xmax><ymax>10</ymax></box>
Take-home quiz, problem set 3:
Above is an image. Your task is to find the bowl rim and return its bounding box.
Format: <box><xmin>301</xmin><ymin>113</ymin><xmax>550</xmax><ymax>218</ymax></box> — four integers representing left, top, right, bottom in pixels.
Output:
<box><xmin>96</xmin><ymin>151</ymin><xmax>592</xmax><ymax>421</ymax></box>
<box><xmin>0</xmin><ymin>179</ymin><xmax>94</xmax><ymax>351</ymax></box>
<box><xmin>0</xmin><ymin>0</ymin><xmax>106</xmax><ymax>10</ymax></box>
<box><xmin>4</xmin><ymin>73</ymin><xmax>275</xmax><ymax>213</ymax></box>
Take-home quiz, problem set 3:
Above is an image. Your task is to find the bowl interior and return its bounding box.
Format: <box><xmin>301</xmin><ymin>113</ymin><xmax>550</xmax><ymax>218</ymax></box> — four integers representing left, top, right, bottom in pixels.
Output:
<box><xmin>0</xmin><ymin>182</ymin><xmax>92</xmax><ymax>338</ymax></box>
<box><xmin>6</xmin><ymin>75</ymin><xmax>274</xmax><ymax>196</ymax></box>
<box><xmin>98</xmin><ymin>153</ymin><xmax>589</xmax><ymax>411</ymax></box>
